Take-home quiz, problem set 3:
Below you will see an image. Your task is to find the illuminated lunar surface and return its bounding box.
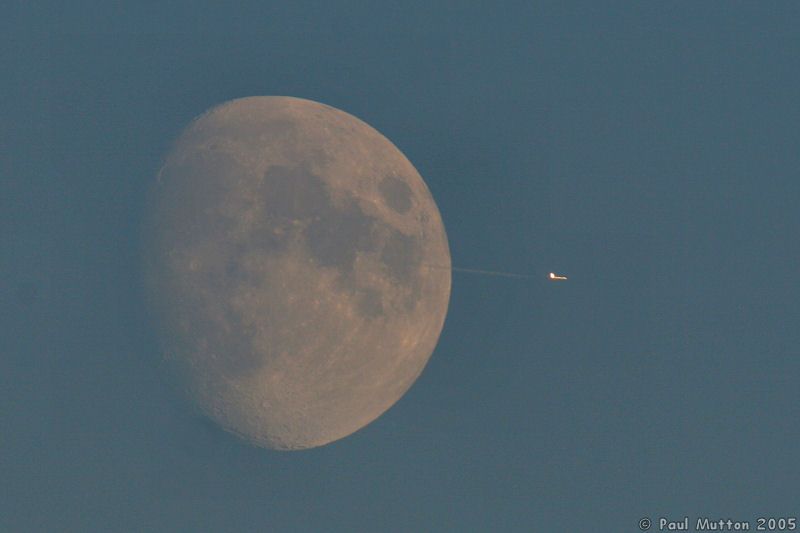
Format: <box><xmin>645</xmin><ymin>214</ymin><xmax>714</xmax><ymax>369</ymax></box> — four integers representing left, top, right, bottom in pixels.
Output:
<box><xmin>142</xmin><ymin>96</ymin><xmax>450</xmax><ymax>450</ymax></box>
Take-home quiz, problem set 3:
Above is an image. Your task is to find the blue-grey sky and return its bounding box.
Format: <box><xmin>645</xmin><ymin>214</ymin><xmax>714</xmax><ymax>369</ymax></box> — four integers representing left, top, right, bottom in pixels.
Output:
<box><xmin>2</xmin><ymin>3</ymin><xmax>799</xmax><ymax>531</ymax></box>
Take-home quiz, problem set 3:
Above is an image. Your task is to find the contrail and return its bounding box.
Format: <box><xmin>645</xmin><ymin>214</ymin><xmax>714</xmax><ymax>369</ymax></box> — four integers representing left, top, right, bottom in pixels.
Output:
<box><xmin>424</xmin><ymin>264</ymin><xmax>534</xmax><ymax>279</ymax></box>
<box><xmin>452</xmin><ymin>267</ymin><xmax>533</xmax><ymax>279</ymax></box>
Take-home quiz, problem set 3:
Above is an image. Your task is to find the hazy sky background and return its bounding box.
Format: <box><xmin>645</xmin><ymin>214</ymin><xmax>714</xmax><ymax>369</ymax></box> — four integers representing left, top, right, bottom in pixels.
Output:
<box><xmin>3</xmin><ymin>3</ymin><xmax>799</xmax><ymax>531</ymax></box>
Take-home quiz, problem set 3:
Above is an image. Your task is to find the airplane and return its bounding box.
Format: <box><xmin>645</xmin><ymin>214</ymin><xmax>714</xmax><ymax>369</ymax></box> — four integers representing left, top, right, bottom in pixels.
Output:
<box><xmin>549</xmin><ymin>272</ymin><xmax>568</xmax><ymax>281</ymax></box>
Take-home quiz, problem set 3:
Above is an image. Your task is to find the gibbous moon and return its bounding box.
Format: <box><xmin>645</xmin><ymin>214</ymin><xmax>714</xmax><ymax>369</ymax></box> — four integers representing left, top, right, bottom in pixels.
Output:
<box><xmin>142</xmin><ymin>96</ymin><xmax>450</xmax><ymax>450</ymax></box>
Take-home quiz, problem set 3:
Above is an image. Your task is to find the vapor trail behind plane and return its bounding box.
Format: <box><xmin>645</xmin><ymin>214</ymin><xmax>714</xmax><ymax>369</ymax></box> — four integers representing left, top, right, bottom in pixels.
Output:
<box><xmin>451</xmin><ymin>267</ymin><xmax>533</xmax><ymax>279</ymax></box>
<box><xmin>424</xmin><ymin>264</ymin><xmax>534</xmax><ymax>279</ymax></box>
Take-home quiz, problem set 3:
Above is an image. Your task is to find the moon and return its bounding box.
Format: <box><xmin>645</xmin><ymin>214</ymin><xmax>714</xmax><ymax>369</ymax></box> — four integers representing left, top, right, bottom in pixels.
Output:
<box><xmin>142</xmin><ymin>96</ymin><xmax>451</xmax><ymax>450</ymax></box>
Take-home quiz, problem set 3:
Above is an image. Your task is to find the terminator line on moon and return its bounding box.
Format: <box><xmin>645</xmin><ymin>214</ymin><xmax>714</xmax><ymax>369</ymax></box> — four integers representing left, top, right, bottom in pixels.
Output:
<box><xmin>142</xmin><ymin>96</ymin><xmax>451</xmax><ymax>450</ymax></box>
